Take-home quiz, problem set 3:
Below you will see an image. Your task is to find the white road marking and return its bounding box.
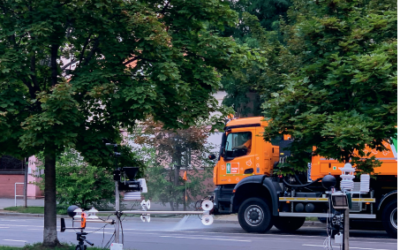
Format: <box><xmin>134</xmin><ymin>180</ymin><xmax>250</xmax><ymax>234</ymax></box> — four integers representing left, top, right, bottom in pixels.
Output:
<box><xmin>0</xmin><ymin>224</ymin><xmax>43</xmax><ymax>228</ymax></box>
<box><xmin>159</xmin><ymin>235</ymin><xmax>251</xmax><ymax>242</ymax></box>
<box><xmin>86</xmin><ymin>227</ymin><xmax>114</xmax><ymax>230</ymax></box>
<box><xmin>183</xmin><ymin>230</ymin><xmax>327</xmax><ymax>237</ymax></box>
<box><xmin>351</xmin><ymin>241</ymin><xmax>398</xmax><ymax>245</ymax></box>
<box><xmin>0</xmin><ymin>227</ymin><xmax>9</xmax><ymax>229</ymax></box>
<box><xmin>4</xmin><ymin>239</ymin><xmax>27</xmax><ymax>242</ymax></box>
<box><xmin>92</xmin><ymin>232</ymin><xmax>114</xmax><ymax>235</ymax></box>
<box><xmin>302</xmin><ymin>244</ymin><xmax>392</xmax><ymax>250</ymax></box>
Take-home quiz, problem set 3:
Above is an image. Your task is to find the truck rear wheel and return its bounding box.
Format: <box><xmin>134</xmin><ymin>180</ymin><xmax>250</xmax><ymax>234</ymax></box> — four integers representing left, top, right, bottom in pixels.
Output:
<box><xmin>274</xmin><ymin>217</ymin><xmax>305</xmax><ymax>233</ymax></box>
<box><xmin>382</xmin><ymin>199</ymin><xmax>397</xmax><ymax>238</ymax></box>
<box><xmin>238</xmin><ymin>197</ymin><xmax>273</xmax><ymax>233</ymax></box>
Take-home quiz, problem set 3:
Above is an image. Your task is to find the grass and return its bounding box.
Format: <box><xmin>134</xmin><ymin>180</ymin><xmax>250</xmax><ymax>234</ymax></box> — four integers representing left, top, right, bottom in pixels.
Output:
<box><xmin>0</xmin><ymin>246</ymin><xmax>21</xmax><ymax>250</ymax></box>
<box><xmin>4</xmin><ymin>207</ymin><xmax>44</xmax><ymax>214</ymax></box>
<box><xmin>305</xmin><ymin>217</ymin><xmax>320</xmax><ymax>221</ymax></box>
<box><xmin>3</xmin><ymin>207</ymin><xmax>67</xmax><ymax>215</ymax></box>
<box><xmin>3</xmin><ymin>207</ymin><xmax>181</xmax><ymax>218</ymax></box>
<box><xmin>0</xmin><ymin>243</ymin><xmax>131</xmax><ymax>250</ymax></box>
<box><xmin>3</xmin><ymin>207</ymin><xmax>322</xmax><ymax>222</ymax></box>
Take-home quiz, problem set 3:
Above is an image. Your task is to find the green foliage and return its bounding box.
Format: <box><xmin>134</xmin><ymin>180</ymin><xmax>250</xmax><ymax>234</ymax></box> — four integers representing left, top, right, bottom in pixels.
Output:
<box><xmin>139</xmin><ymin>148</ymin><xmax>213</xmax><ymax>210</ymax></box>
<box><xmin>53</xmin><ymin>149</ymin><xmax>115</xmax><ymax>209</ymax></box>
<box><xmin>0</xmin><ymin>0</ymin><xmax>253</xmax><ymax>164</ymax></box>
<box><xmin>352</xmin><ymin>156</ymin><xmax>382</xmax><ymax>178</ymax></box>
<box><xmin>220</xmin><ymin>0</ymin><xmax>292</xmax><ymax>117</ymax></box>
<box><xmin>34</xmin><ymin>148</ymin><xmax>131</xmax><ymax>209</ymax></box>
<box><xmin>133</xmin><ymin>118</ymin><xmax>216</xmax><ymax>210</ymax></box>
<box><xmin>221</xmin><ymin>0</ymin><xmax>291</xmax><ymax>37</ymax></box>
<box><xmin>0</xmin><ymin>0</ymin><xmax>252</xmax><ymax>243</ymax></box>
<box><xmin>263</xmin><ymin>0</ymin><xmax>397</xmax><ymax>175</ymax></box>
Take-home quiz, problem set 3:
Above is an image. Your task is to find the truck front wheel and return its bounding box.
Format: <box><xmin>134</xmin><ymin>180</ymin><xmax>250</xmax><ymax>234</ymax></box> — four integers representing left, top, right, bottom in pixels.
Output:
<box><xmin>238</xmin><ymin>197</ymin><xmax>273</xmax><ymax>233</ymax></box>
<box><xmin>274</xmin><ymin>217</ymin><xmax>305</xmax><ymax>233</ymax></box>
<box><xmin>382</xmin><ymin>199</ymin><xmax>397</xmax><ymax>238</ymax></box>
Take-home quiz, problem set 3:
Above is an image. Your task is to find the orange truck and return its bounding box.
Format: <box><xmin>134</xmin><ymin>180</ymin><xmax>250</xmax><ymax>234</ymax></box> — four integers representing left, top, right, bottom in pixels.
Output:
<box><xmin>210</xmin><ymin>117</ymin><xmax>397</xmax><ymax>237</ymax></box>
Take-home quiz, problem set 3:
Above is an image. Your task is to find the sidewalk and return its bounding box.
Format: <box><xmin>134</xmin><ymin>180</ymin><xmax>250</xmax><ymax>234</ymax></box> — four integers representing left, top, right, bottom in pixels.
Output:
<box><xmin>0</xmin><ymin>198</ymin><xmax>44</xmax><ymax>209</ymax></box>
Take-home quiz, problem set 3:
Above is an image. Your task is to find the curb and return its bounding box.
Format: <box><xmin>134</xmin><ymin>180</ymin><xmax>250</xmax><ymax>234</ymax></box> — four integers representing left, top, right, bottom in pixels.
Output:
<box><xmin>0</xmin><ymin>212</ymin><xmax>64</xmax><ymax>218</ymax></box>
<box><xmin>213</xmin><ymin>219</ymin><xmax>324</xmax><ymax>227</ymax></box>
<box><xmin>0</xmin><ymin>212</ymin><xmax>325</xmax><ymax>227</ymax></box>
<box><xmin>303</xmin><ymin>221</ymin><xmax>325</xmax><ymax>227</ymax></box>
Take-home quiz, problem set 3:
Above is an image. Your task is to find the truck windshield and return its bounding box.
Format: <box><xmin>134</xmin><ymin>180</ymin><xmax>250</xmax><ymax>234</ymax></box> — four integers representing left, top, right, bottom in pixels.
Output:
<box><xmin>224</xmin><ymin>132</ymin><xmax>252</xmax><ymax>158</ymax></box>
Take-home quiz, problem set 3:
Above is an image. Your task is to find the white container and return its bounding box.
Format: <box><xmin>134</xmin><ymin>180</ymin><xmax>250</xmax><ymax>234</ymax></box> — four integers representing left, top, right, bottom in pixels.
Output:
<box><xmin>123</xmin><ymin>191</ymin><xmax>142</xmax><ymax>201</ymax></box>
<box><xmin>340</xmin><ymin>163</ymin><xmax>356</xmax><ymax>191</ymax></box>
<box><xmin>360</xmin><ymin>174</ymin><xmax>370</xmax><ymax>193</ymax></box>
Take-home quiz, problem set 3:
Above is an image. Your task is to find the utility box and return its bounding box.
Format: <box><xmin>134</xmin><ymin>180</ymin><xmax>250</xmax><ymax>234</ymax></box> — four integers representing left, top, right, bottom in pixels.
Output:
<box><xmin>110</xmin><ymin>243</ymin><xmax>123</xmax><ymax>250</ymax></box>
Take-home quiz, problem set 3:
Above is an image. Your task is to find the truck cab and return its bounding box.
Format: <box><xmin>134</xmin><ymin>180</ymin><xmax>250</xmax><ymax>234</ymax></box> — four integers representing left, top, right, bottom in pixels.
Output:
<box><xmin>213</xmin><ymin>117</ymin><xmax>278</xmax><ymax>186</ymax></box>
<box><xmin>211</xmin><ymin>116</ymin><xmax>397</xmax><ymax>237</ymax></box>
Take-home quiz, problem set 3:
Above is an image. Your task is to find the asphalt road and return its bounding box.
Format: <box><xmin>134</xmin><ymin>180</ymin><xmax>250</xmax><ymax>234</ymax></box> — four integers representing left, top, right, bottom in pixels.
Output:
<box><xmin>0</xmin><ymin>215</ymin><xmax>396</xmax><ymax>250</ymax></box>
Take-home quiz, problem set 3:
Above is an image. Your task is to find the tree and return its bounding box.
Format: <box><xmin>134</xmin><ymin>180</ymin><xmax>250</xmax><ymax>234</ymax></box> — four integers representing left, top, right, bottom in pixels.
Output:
<box><xmin>0</xmin><ymin>0</ymin><xmax>252</xmax><ymax>246</ymax></box>
<box><xmin>34</xmin><ymin>149</ymin><xmax>124</xmax><ymax>210</ymax></box>
<box><xmin>263</xmin><ymin>0</ymin><xmax>397</xmax><ymax>175</ymax></box>
<box><xmin>219</xmin><ymin>0</ymin><xmax>292</xmax><ymax>117</ymax></box>
<box><xmin>133</xmin><ymin>118</ymin><xmax>216</xmax><ymax>210</ymax></box>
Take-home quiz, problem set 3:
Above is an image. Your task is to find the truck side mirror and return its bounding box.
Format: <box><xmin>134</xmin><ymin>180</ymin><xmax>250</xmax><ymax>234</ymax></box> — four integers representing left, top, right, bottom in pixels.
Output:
<box><xmin>208</xmin><ymin>154</ymin><xmax>216</xmax><ymax>160</ymax></box>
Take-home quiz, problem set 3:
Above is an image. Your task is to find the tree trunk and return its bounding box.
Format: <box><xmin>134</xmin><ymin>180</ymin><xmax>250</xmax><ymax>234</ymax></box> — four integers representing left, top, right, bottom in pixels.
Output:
<box><xmin>344</xmin><ymin>154</ymin><xmax>351</xmax><ymax>163</ymax></box>
<box><xmin>174</xmin><ymin>164</ymin><xmax>180</xmax><ymax>186</ymax></box>
<box><xmin>43</xmin><ymin>153</ymin><xmax>60</xmax><ymax>247</ymax></box>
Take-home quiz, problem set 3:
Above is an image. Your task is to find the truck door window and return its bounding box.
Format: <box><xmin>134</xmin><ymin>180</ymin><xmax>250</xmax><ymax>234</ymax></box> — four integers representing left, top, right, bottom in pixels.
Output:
<box><xmin>224</xmin><ymin>132</ymin><xmax>252</xmax><ymax>159</ymax></box>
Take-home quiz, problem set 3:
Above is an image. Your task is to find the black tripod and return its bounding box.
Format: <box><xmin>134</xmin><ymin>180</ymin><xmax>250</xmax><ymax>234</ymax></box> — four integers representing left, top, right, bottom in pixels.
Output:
<box><xmin>75</xmin><ymin>232</ymin><xmax>94</xmax><ymax>250</ymax></box>
<box><xmin>61</xmin><ymin>217</ymin><xmax>94</xmax><ymax>250</ymax></box>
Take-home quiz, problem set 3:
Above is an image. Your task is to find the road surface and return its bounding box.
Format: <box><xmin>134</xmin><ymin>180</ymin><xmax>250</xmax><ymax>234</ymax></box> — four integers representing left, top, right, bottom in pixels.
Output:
<box><xmin>0</xmin><ymin>215</ymin><xmax>396</xmax><ymax>250</ymax></box>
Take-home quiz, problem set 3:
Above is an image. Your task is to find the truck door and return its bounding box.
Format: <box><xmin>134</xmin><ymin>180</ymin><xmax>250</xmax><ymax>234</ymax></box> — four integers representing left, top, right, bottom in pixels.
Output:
<box><xmin>217</xmin><ymin>128</ymin><xmax>256</xmax><ymax>185</ymax></box>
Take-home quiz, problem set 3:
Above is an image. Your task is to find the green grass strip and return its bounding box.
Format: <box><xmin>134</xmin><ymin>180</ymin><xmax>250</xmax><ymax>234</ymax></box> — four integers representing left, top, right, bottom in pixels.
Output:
<box><xmin>3</xmin><ymin>207</ymin><xmax>67</xmax><ymax>215</ymax></box>
<box><xmin>0</xmin><ymin>243</ymin><xmax>110</xmax><ymax>250</ymax></box>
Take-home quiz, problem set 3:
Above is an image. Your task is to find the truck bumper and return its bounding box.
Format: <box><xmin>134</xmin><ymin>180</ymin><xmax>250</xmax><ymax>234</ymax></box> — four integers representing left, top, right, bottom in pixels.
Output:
<box><xmin>213</xmin><ymin>185</ymin><xmax>235</xmax><ymax>214</ymax></box>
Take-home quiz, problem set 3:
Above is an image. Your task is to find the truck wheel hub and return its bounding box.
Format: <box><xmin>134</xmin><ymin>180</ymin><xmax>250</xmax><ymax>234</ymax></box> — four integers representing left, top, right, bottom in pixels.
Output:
<box><xmin>245</xmin><ymin>205</ymin><xmax>264</xmax><ymax>226</ymax></box>
<box><xmin>390</xmin><ymin>208</ymin><xmax>397</xmax><ymax>229</ymax></box>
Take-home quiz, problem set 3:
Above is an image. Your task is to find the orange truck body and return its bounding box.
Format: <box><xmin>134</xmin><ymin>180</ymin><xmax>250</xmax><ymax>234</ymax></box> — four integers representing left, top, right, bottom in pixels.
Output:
<box><xmin>311</xmin><ymin>145</ymin><xmax>397</xmax><ymax>180</ymax></box>
<box><xmin>213</xmin><ymin>116</ymin><xmax>397</xmax><ymax>186</ymax></box>
<box><xmin>213</xmin><ymin>117</ymin><xmax>279</xmax><ymax>186</ymax></box>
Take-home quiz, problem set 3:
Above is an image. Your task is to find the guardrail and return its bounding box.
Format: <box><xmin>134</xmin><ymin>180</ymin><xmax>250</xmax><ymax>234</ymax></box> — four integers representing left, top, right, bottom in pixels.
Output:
<box><xmin>14</xmin><ymin>182</ymin><xmax>24</xmax><ymax>206</ymax></box>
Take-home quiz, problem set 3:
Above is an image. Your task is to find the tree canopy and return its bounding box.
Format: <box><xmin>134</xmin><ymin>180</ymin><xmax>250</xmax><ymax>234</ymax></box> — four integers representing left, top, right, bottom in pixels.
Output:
<box><xmin>0</xmin><ymin>0</ymin><xmax>253</xmax><ymax>246</ymax></box>
<box><xmin>133</xmin><ymin>117</ymin><xmax>215</xmax><ymax>210</ymax></box>
<box><xmin>220</xmin><ymin>0</ymin><xmax>292</xmax><ymax>117</ymax></box>
<box><xmin>263</xmin><ymin>0</ymin><xmax>397</xmax><ymax>175</ymax></box>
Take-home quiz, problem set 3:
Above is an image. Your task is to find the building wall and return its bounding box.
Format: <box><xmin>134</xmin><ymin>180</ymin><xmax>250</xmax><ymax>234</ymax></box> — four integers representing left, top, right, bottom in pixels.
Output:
<box><xmin>27</xmin><ymin>156</ymin><xmax>44</xmax><ymax>198</ymax></box>
<box><xmin>0</xmin><ymin>175</ymin><xmax>24</xmax><ymax>198</ymax></box>
<box><xmin>0</xmin><ymin>155</ymin><xmax>44</xmax><ymax>198</ymax></box>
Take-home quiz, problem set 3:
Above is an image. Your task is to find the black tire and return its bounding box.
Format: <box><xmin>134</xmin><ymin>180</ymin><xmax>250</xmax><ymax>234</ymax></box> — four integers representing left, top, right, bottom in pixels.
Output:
<box><xmin>382</xmin><ymin>199</ymin><xmax>397</xmax><ymax>238</ymax></box>
<box><xmin>274</xmin><ymin>217</ymin><xmax>305</xmax><ymax>233</ymax></box>
<box><xmin>238</xmin><ymin>197</ymin><xmax>273</xmax><ymax>233</ymax></box>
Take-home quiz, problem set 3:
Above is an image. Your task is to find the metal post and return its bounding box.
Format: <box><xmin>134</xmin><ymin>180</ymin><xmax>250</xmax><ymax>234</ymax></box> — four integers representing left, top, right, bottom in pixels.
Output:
<box><xmin>183</xmin><ymin>183</ymin><xmax>186</xmax><ymax>211</ymax></box>
<box><xmin>15</xmin><ymin>182</ymin><xmax>17</xmax><ymax>207</ymax></box>
<box><xmin>343</xmin><ymin>208</ymin><xmax>350</xmax><ymax>250</ymax></box>
<box><xmin>115</xmin><ymin>180</ymin><xmax>120</xmax><ymax>244</ymax></box>
<box><xmin>23</xmin><ymin>158</ymin><xmax>28</xmax><ymax>208</ymax></box>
